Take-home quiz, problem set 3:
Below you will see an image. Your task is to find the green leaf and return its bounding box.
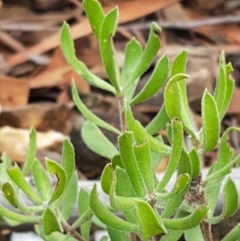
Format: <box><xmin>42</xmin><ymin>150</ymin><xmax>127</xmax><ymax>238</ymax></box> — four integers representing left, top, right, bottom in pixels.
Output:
<box><xmin>0</xmin><ymin>204</ymin><xmax>41</xmax><ymax>223</ymax></box>
<box><xmin>118</xmin><ymin>131</ymin><xmax>147</xmax><ymax>197</ymax></box>
<box><xmin>115</xmin><ymin>166</ymin><xmax>137</xmax><ymax>197</ymax></box>
<box><xmin>214</xmin><ymin>52</ymin><xmax>234</xmax><ymax>120</ymax></box>
<box><xmin>0</xmin><ymin>155</ymin><xmax>16</xmax><ymax>188</ymax></box>
<box><xmin>101</xmin><ymin>163</ymin><xmax>114</xmax><ymax>195</ymax></box>
<box><xmin>120</xmin><ymin>38</ymin><xmax>143</xmax><ymax>101</ymax></box>
<box><xmin>218</xmin><ymin>63</ymin><xmax>234</xmax><ymax>120</ymax></box>
<box><xmin>164</xmin><ymin>73</ymin><xmax>189</xmax><ymax>121</ymax></box>
<box><xmin>35</xmin><ymin>224</ymin><xmax>78</xmax><ymax>241</ymax></box>
<box><xmin>71</xmin><ymin>81</ymin><xmax>121</xmax><ymax>135</ymax></box>
<box><xmin>145</xmin><ymin>105</ymin><xmax>170</xmax><ymax>135</ymax></box>
<box><xmin>61</xmin><ymin>171</ymin><xmax>78</xmax><ymax>221</ymax></box>
<box><xmin>22</xmin><ymin>127</ymin><xmax>37</xmax><ymax>176</ymax></box>
<box><xmin>81</xmin><ymin>120</ymin><xmax>119</xmax><ymax>159</ymax></box>
<box><xmin>107</xmin><ymin>227</ymin><xmax>131</xmax><ymax>241</ymax></box>
<box><xmin>208</xmin><ymin>178</ymin><xmax>238</xmax><ymax>224</ymax></box>
<box><xmin>90</xmin><ymin>184</ymin><xmax>140</xmax><ymax>232</ymax></box>
<box><xmin>221</xmin><ymin>224</ymin><xmax>240</xmax><ymax>241</ymax></box>
<box><xmin>157</xmin><ymin>119</ymin><xmax>183</xmax><ymax>192</ymax></box>
<box><xmin>131</xmin><ymin>54</ymin><xmax>169</xmax><ymax>105</ymax></box>
<box><xmin>202</xmin><ymin>89</ymin><xmax>220</xmax><ymax>152</ymax></box>
<box><xmin>160</xmin><ymin>175</ymin><xmax>190</xmax><ymax>218</ymax></box>
<box><xmin>78</xmin><ymin>189</ymin><xmax>92</xmax><ymax>240</ymax></box>
<box><xmin>7</xmin><ymin>164</ymin><xmax>42</xmax><ymax>204</ymax></box>
<box><xmin>43</xmin><ymin>207</ymin><xmax>62</xmax><ymax>235</ymax></box>
<box><xmin>2</xmin><ymin>182</ymin><xmax>44</xmax><ymax>213</ymax></box>
<box><xmin>124</xmin><ymin>22</ymin><xmax>161</xmax><ymax>90</ymax></box>
<box><xmin>177</xmin><ymin>148</ymin><xmax>192</xmax><ymax>178</ymax></box>
<box><xmin>170</xmin><ymin>50</ymin><xmax>195</xmax><ymax>137</ymax></box>
<box><xmin>2</xmin><ymin>183</ymin><xmax>18</xmax><ymax>208</ymax></box>
<box><xmin>133</xmin><ymin>139</ymin><xmax>155</xmax><ymax>192</ymax></box>
<box><xmin>46</xmin><ymin>158</ymin><xmax>67</xmax><ymax>204</ymax></box>
<box><xmin>136</xmin><ymin>200</ymin><xmax>167</xmax><ymax>240</ymax></box>
<box><xmin>61</xmin><ymin>22</ymin><xmax>115</xmax><ymax>94</ymax></box>
<box><xmin>32</xmin><ymin>159</ymin><xmax>52</xmax><ymax>202</ymax></box>
<box><xmin>112</xmin><ymin>155</ymin><xmax>123</xmax><ymax>169</ymax></box>
<box><xmin>102</xmin><ymin>164</ymin><xmax>137</xmax><ymax>210</ymax></box>
<box><xmin>161</xmin><ymin>230</ymin><xmax>183</xmax><ymax>241</ymax></box>
<box><xmin>83</xmin><ymin>0</ymin><xmax>105</xmax><ymax>40</ymax></box>
<box><xmin>156</xmin><ymin>174</ymin><xmax>190</xmax><ymax>201</ymax></box>
<box><xmin>62</xmin><ymin>139</ymin><xmax>75</xmax><ymax>185</ymax></box>
<box><xmin>205</xmin><ymin>127</ymin><xmax>237</xmax><ymax>216</ymax></box>
<box><xmin>188</xmin><ymin>148</ymin><xmax>201</xmax><ymax>179</ymax></box>
<box><xmin>100</xmin><ymin>7</ymin><xmax>120</xmax><ymax>93</ymax></box>
<box><xmin>184</xmin><ymin>225</ymin><xmax>204</xmax><ymax>241</ymax></box>
<box><xmin>163</xmin><ymin>206</ymin><xmax>208</xmax><ymax>230</ymax></box>
<box><xmin>125</xmin><ymin>104</ymin><xmax>171</xmax><ymax>156</ymax></box>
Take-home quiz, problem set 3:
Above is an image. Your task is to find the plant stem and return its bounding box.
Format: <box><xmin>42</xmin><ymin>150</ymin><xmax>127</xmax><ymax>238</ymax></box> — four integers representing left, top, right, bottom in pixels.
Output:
<box><xmin>118</xmin><ymin>94</ymin><xmax>126</xmax><ymax>132</ymax></box>
<box><xmin>200</xmin><ymin>186</ymin><xmax>213</xmax><ymax>241</ymax></box>
<box><xmin>61</xmin><ymin>219</ymin><xmax>86</xmax><ymax>241</ymax></box>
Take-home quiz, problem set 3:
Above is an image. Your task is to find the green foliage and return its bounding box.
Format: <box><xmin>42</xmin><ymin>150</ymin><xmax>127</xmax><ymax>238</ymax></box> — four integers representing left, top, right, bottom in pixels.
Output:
<box><xmin>0</xmin><ymin>0</ymin><xmax>238</xmax><ymax>240</ymax></box>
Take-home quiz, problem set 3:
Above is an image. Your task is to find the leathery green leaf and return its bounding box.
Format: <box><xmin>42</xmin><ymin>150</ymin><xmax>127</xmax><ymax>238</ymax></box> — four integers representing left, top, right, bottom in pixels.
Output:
<box><xmin>83</xmin><ymin>0</ymin><xmax>104</xmax><ymax>40</ymax></box>
<box><xmin>107</xmin><ymin>227</ymin><xmax>131</xmax><ymax>241</ymax></box>
<box><xmin>218</xmin><ymin>63</ymin><xmax>234</xmax><ymax>120</ymax></box>
<box><xmin>7</xmin><ymin>163</ymin><xmax>42</xmax><ymax>204</ymax></box>
<box><xmin>145</xmin><ymin>105</ymin><xmax>170</xmax><ymax>135</ymax></box>
<box><xmin>2</xmin><ymin>183</ymin><xmax>18</xmax><ymax>208</ymax></box>
<box><xmin>100</xmin><ymin>7</ymin><xmax>120</xmax><ymax>93</ymax></box>
<box><xmin>131</xmin><ymin>54</ymin><xmax>169</xmax><ymax>105</ymax></box>
<box><xmin>177</xmin><ymin>148</ymin><xmax>192</xmax><ymax>178</ymax></box>
<box><xmin>46</xmin><ymin>158</ymin><xmax>67</xmax><ymax>204</ymax></box>
<box><xmin>90</xmin><ymin>184</ymin><xmax>140</xmax><ymax>232</ymax></box>
<box><xmin>202</xmin><ymin>89</ymin><xmax>220</xmax><ymax>152</ymax></box>
<box><xmin>102</xmin><ymin>164</ymin><xmax>137</xmax><ymax>210</ymax></box>
<box><xmin>78</xmin><ymin>189</ymin><xmax>91</xmax><ymax>240</ymax></box>
<box><xmin>163</xmin><ymin>206</ymin><xmax>208</xmax><ymax>230</ymax></box>
<box><xmin>61</xmin><ymin>23</ymin><xmax>115</xmax><ymax>93</ymax></box>
<box><xmin>43</xmin><ymin>207</ymin><xmax>62</xmax><ymax>235</ymax></box>
<box><xmin>112</xmin><ymin>155</ymin><xmax>123</xmax><ymax>169</ymax></box>
<box><xmin>125</xmin><ymin>104</ymin><xmax>171</xmax><ymax>156</ymax></box>
<box><xmin>136</xmin><ymin>200</ymin><xmax>167</xmax><ymax>240</ymax></box>
<box><xmin>101</xmin><ymin>163</ymin><xmax>114</xmax><ymax>195</ymax></box>
<box><xmin>188</xmin><ymin>148</ymin><xmax>201</xmax><ymax>179</ymax></box>
<box><xmin>164</xmin><ymin>73</ymin><xmax>189</xmax><ymax>121</ymax></box>
<box><xmin>120</xmin><ymin>38</ymin><xmax>143</xmax><ymax>101</ymax></box>
<box><xmin>134</xmin><ymin>139</ymin><xmax>155</xmax><ymax>192</ymax></box>
<box><xmin>208</xmin><ymin>178</ymin><xmax>238</xmax><ymax>224</ymax></box>
<box><xmin>157</xmin><ymin>119</ymin><xmax>183</xmax><ymax>192</ymax></box>
<box><xmin>82</xmin><ymin>120</ymin><xmax>118</xmax><ymax>159</ymax></box>
<box><xmin>72</xmin><ymin>81</ymin><xmax>121</xmax><ymax>135</ymax></box>
<box><xmin>32</xmin><ymin>159</ymin><xmax>52</xmax><ymax>202</ymax></box>
<box><xmin>205</xmin><ymin>127</ymin><xmax>237</xmax><ymax>216</ymax></box>
<box><xmin>62</xmin><ymin>139</ymin><xmax>75</xmax><ymax>185</ymax></box>
<box><xmin>156</xmin><ymin>174</ymin><xmax>190</xmax><ymax>201</ymax></box>
<box><xmin>124</xmin><ymin>22</ymin><xmax>161</xmax><ymax>90</ymax></box>
<box><xmin>0</xmin><ymin>204</ymin><xmax>41</xmax><ymax>223</ymax></box>
<box><xmin>213</xmin><ymin>52</ymin><xmax>234</xmax><ymax>120</ymax></box>
<box><xmin>22</xmin><ymin>127</ymin><xmax>37</xmax><ymax>176</ymax></box>
<box><xmin>61</xmin><ymin>171</ymin><xmax>78</xmax><ymax>221</ymax></box>
<box><xmin>171</xmin><ymin>50</ymin><xmax>195</xmax><ymax>137</ymax></box>
<box><xmin>118</xmin><ymin>131</ymin><xmax>147</xmax><ymax>197</ymax></box>
<box><xmin>184</xmin><ymin>225</ymin><xmax>204</xmax><ymax>241</ymax></box>
<box><xmin>2</xmin><ymin>182</ymin><xmax>45</xmax><ymax>213</ymax></box>
<box><xmin>221</xmin><ymin>224</ymin><xmax>240</xmax><ymax>241</ymax></box>
<box><xmin>115</xmin><ymin>166</ymin><xmax>137</xmax><ymax>197</ymax></box>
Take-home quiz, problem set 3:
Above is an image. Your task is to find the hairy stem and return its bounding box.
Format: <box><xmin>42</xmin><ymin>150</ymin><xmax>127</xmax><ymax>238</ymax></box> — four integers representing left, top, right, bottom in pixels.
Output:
<box><xmin>61</xmin><ymin>220</ymin><xmax>86</xmax><ymax>241</ymax></box>
<box><xmin>200</xmin><ymin>187</ymin><xmax>213</xmax><ymax>241</ymax></box>
<box><xmin>118</xmin><ymin>94</ymin><xmax>126</xmax><ymax>132</ymax></box>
